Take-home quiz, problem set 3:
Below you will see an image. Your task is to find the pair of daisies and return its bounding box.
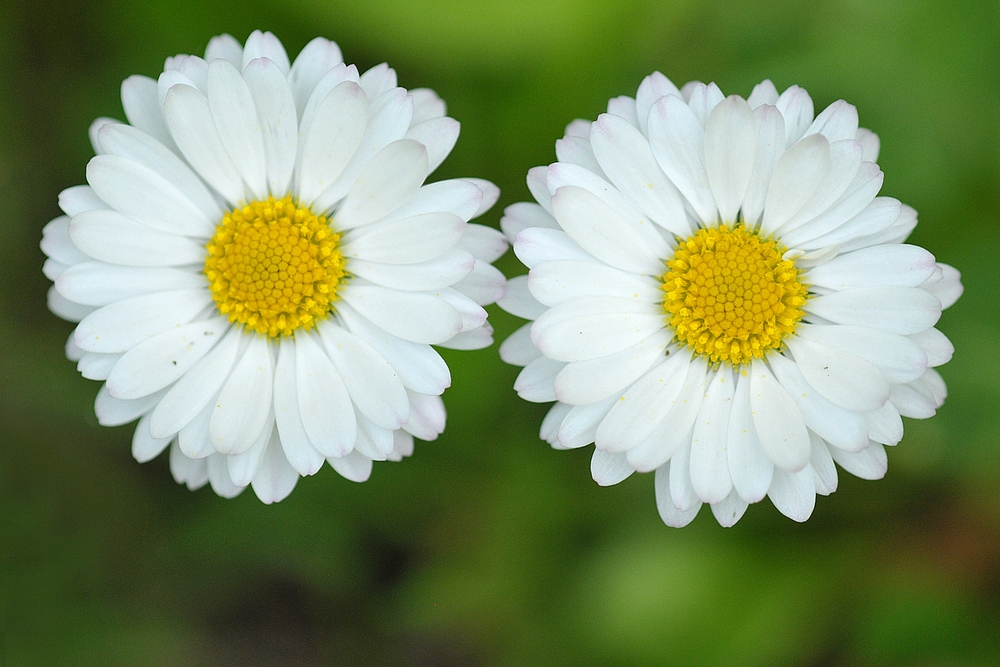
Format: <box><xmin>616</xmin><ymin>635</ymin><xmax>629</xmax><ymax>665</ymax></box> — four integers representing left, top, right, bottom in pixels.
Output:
<box><xmin>42</xmin><ymin>32</ymin><xmax>960</xmax><ymax>526</ymax></box>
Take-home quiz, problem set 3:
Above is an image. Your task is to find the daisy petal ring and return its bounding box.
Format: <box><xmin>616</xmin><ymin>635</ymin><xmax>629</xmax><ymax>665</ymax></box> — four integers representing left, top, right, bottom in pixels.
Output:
<box><xmin>498</xmin><ymin>75</ymin><xmax>961</xmax><ymax>526</ymax></box>
<box><xmin>41</xmin><ymin>31</ymin><xmax>507</xmax><ymax>503</ymax></box>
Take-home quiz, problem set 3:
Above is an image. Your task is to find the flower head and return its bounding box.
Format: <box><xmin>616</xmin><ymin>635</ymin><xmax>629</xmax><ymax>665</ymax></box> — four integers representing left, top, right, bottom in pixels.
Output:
<box><xmin>42</xmin><ymin>31</ymin><xmax>507</xmax><ymax>503</ymax></box>
<box><xmin>498</xmin><ymin>75</ymin><xmax>961</xmax><ymax>526</ymax></box>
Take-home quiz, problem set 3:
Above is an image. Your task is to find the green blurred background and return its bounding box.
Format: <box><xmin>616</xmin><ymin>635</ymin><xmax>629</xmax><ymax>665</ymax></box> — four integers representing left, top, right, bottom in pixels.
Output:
<box><xmin>3</xmin><ymin>0</ymin><xmax>1000</xmax><ymax>665</ymax></box>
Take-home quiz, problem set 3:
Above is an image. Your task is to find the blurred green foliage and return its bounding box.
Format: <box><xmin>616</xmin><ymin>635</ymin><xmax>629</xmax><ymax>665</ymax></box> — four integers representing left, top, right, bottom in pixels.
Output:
<box><xmin>3</xmin><ymin>0</ymin><xmax>1000</xmax><ymax>665</ymax></box>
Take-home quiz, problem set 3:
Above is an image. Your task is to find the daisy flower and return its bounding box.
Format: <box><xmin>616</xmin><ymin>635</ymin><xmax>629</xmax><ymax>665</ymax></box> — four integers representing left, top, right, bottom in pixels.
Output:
<box><xmin>497</xmin><ymin>74</ymin><xmax>961</xmax><ymax>526</ymax></box>
<box><xmin>41</xmin><ymin>31</ymin><xmax>507</xmax><ymax>503</ymax></box>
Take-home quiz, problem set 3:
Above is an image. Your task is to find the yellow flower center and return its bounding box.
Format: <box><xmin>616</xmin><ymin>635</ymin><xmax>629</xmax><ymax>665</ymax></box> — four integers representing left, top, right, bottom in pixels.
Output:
<box><xmin>662</xmin><ymin>224</ymin><xmax>807</xmax><ymax>365</ymax></box>
<box><xmin>204</xmin><ymin>196</ymin><xmax>345</xmax><ymax>338</ymax></box>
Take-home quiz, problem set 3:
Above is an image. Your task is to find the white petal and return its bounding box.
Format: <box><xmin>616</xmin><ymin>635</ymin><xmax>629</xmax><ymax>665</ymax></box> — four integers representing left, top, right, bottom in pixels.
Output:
<box><xmin>295</xmin><ymin>330</ymin><xmax>357</xmax><ymax>458</ymax></box>
<box><xmin>775</xmin><ymin>139</ymin><xmax>863</xmax><ymax>236</ymax></box>
<box><xmin>296</xmin><ymin>81</ymin><xmax>368</xmax><ymax>204</ymax></box>
<box><xmin>458</xmin><ymin>223</ymin><xmax>508</xmax><ymax>262</ymax></box>
<box><xmin>55</xmin><ymin>262</ymin><xmax>206</xmax><ymax>307</ymax></box>
<box><xmin>410</xmin><ymin>87</ymin><xmax>446</xmax><ymax>124</ymax></box>
<box><xmin>540</xmin><ymin>402</ymin><xmax>572</xmax><ymax>446</ymax></box>
<box><xmin>340</xmin><ymin>213</ymin><xmax>465</xmax><ymax>264</ymax></box>
<box><xmin>513</xmin><ymin>227</ymin><xmax>595</xmax><ymax>269</ymax></box>
<box><xmin>131</xmin><ymin>413</ymin><xmax>172</xmax><ymax>463</ymax></box>
<box><xmin>499</xmin><ymin>322</ymin><xmax>540</xmax><ymax>367</ymax></box>
<box><xmin>227</xmin><ymin>413</ymin><xmax>275</xmax><ymax>486</ymax></box>
<box><xmin>402</xmin><ymin>391</ymin><xmax>446</xmax><ymax>441</ymax></box>
<box><xmin>908</xmin><ymin>328</ymin><xmax>954</xmax><ymax>368</ymax></box>
<box><xmin>530</xmin><ymin>296</ymin><xmax>665</xmax><ymax>363</ymax></box>
<box><xmin>337</xmin><ymin>302</ymin><xmax>450</xmax><ymax>395</ymax></box>
<box><xmin>804</xmin><ymin>100</ymin><xmax>858</xmax><ymax>143</ymax></box>
<box><xmin>311</xmin><ymin>89</ymin><xmax>414</xmax><ymax>213</ymax></box>
<box><xmin>655</xmin><ymin>462</ymin><xmax>702</xmax><ymax>527</ymax></box>
<box><xmin>685</xmin><ymin>82</ymin><xmax>725</xmax><ymax>126</ymax></box>
<box><xmin>108</xmin><ymin>317</ymin><xmax>229</xmax><ymax>400</ymax></box>
<box><xmin>797</xmin><ymin>323</ymin><xmax>928</xmax><ymax>384</ymax></box>
<box><xmin>635</xmin><ymin>71</ymin><xmax>681</xmax><ymax>136</ymax></box>
<box><xmin>339</xmin><ymin>284</ymin><xmax>463</xmax><ymax>344</ymax></box>
<box><xmin>647</xmin><ymin>94</ymin><xmax>717</xmax><ymax>224</ymax></box>
<box><xmin>208</xmin><ymin>334</ymin><xmax>273</xmax><ymax>454</ymax></box>
<box><xmin>775</xmin><ymin>85</ymin><xmax>814</xmax><ymax>146</ymax></box>
<box><xmin>607</xmin><ymin>95</ymin><xmax>638</xmax><ymax>127</ymax></box>
<box><xmin>207</xmin><ymin>59</ymin><xmax>267</xmax><ymax>200</ymax></box>
<box><xmin>452</xmin><ymin>260</ymin><xmax>505</xmax><ymax>305</ymax></box>
<box><xmin>866</xmin><ymin>402</ymin><xmax>903</xmax><ymax>446</ymax></box>
<box><xmin>149</xmin><ymin>325</ymin><xmax>239</xmax><ymax>438</ymax></box>
<box><xmin>388</xmin><ymin>429</ymin><xmax>415</xmax><ymax>461</ymax></box>
<box><xmin>169</xmin><ymin>442</ymin><xmax>210</xmax><ymax>490</ymax></box>
<box><xmin>288</xmin><ymin>36</ymin><xmax>344</xmax><ymax>118</ymax></box>
<box><xmin>48</xmin><ymin>287</ymin><xmax>94</xmax><ymax>322</ymax></box>
<box><xmin>741</xmin><ymin>104</ymin><xmax>785</xmax><ymax>226</ymax></box>
<box><xmin>626</xmin><ymin>356</ymin><xmax>710</xmax><ymax>472</ymax></box>
<box><xmin>58</xmin><ymin>186</ymin><xmax>106</xmax><ymax>217</ymax></box>
<box><xmin>243</xmin><ymin>56</ymin><xmax>298</xmax><ymax>196</ymax></box>
<box><xmin>595</xmin><ymin>351</ymin><xmax>690</xmax><ymax>453</ymax></box>
<box><xmin>558</xmin><ymin>396</ymin><xmax>618</xmax><ymax>449</ymax></box>
<box><xmin>319</xmin><ymin>321</ymin><xmax>409</xmax><ymax>429</ymax></box>
<box><xmin>273</xmin><ymin>336</ymin><xmax>325</xmax><ymax>475</ymax></box>
<box><xmin>205</xmin><ymin>34</ymin><xmax>243</xmax><ymax>66</ymax></box>
<box><xmin>513</xmin><ymin>356</ymin><xmax>562</xmax><ymax>402</ymax></box>
<box><xmin>501</xmin><ymin>202</ymin><xmax>557</xmax><ymax>241</ymax></box>
<box><xmin>96</xmin><ymin>122</ymin><xmax>222</xmax><ymax>222</ymax></box>
<box><xmin>704</xmin><ymin>96</ymin><xmax>756</xmax><ymax>224</ymax></box>
<box><xmin>829</xmin><ymin>441</ymin><xmax>888</xmax><ymax>480</ymax></box>
<box><xmin>328</xmin><ymin>450</ymin><xmax>373</xmax><ymax>482</ymax></box>
<box><xmin>793</xmin><ymin>190</ymin><xmax>897</xmax><ymax>251</ymax></box>
<box><xmin>550</xmin><ymin>184</ymin><xmax>668</xmax><ymax>275</ymax></box>
<box><xmin>527</xmin><ymin>259</ymin><xmax>663</xmax><ymax>308</ymax></box>
<box><xmin>554</xmin><ymin>330</ymin><xmax>669</xmax><ymax>405</ymax></box>
<box><xmin>405</xmin><ymin>116</ymin><xmax>459</xmax><ymax>174</ymax></box>
<box><xmin>178</xmin><ymin>398</ymin><xmax>217</xmax><ymax>459</ymax></box>
<box><xmin>94</xmin><ymin>384</ymin><xmax>167</xmax><ymax>427</ymax></box>
<box><xmin>78</xmin><ymin>352</ymin><xmax>120</xmax><ymax>380</ymax></box>
<box><xmin>669</xmin><ymin>437</ymin><xmax>700</xmax><ymax>511</ymax></box>
<box><xmin>747</xmin><ymin>80</ymin><xmax>779</xmax><ymax>108</ymax></box>
<box><xmin>806</xmin><ymin>244</ymin><xmax>937</xmax><ymax>290</ymax></box>
<box><xmin>251</xmin><ymin>429</ymin><xmax>300</xmax><ymax>504</ymax></box>
<box><xmin>710</xmin><ymin>489</ymin><xmax>749</xmax><ymax>528</ymax></box>
<box><xmin>810</xmin><ymin>433</ymin><xmax>838</xmax><ymax>495</ymax></box>
<box><xmin>382</xmin><ymin>179</ymin><xmax>484</xmax><ymax>224</ymax></box>
<box><xmin>241</xmin><ymin>30</ymin><xmax>290</xmax><ymax>73</ymax></box>
<box><xmin>88</xmin><ymin>117</ymin><xmax>119</xmax><ymax>154</ymax></box>
<box><xmin>785</xmin><ymin>335</ymin><xmax>890</xmax><ymax>412</ymax></box>
<box><xmin>856</xmin><ymin>128</ymin><xmax>880</xmax><ymax>162</ymax></box>
<box><xmin>760</xmin><ymin>133</ymin><xmax>830</xmax><ymax>235</ymax></box>
<box><xmin>334</xmin><ymin>138</ymin><xmax>428</xmax><ymax>229</ymax></box>
<box><xmin>359</xmin><ymin>63</ymin><xmax>397</xmax><ymax>99</ymax></box>
<box><xmin>690</xmin><ymin>366</ymin><xmax>735</xmax><ymax>503</ymax></box>
<box><xmin>163</xmin><ymin>84</ymin><xmax>244</xmax><ymax>206</ymax></box>
<box><xmin>206</xmin><ymin>453</ymin><xmax>245</xmax><ymax>498</ymax></box>
<box><xmin>767</xmin><ymin>351</ymin><xmax>869</xmax><ymax>453</ymax></box>
<box><xmin>749</xmin><ymin>358</ymin><xmax>811</xmax><ymax>471</ymax></box>
<box><xmin>353</xmin><ymin>414</ymin><xmax>393</xmax><ymax>461</ymax></box>
<box><xmin>925</xmin><ymin>263</ymin><xmax>963</xmax><ymax>309</ymax></box>
<box><xmin>348</xmin><ymin>248</ymin><xmax>473</xmax><ymax>292</ymax></box>
<box><xmin>42</xmin><ymin>215</ymin><xmax>90</xmax><ymax>265</ymax></box>
<box><xmin>497</xmin><ymin>274</ymin><xmax>546</xmax><ymax>320</ymax></box>
<box><xmin>69</xmin><ymin>210</ymin><xmax>206</xmax><ymax>267</ymax></box>
<box><xmin>591</xmin><ymin>450</ymin><xmax>635</xmax><ymax>486</ymax></box>
<box><xmin>120</xmin><ymin>75</ymin><xmax>177</xmax><ymax>152</ymax></box>
<box><xmin>589</xmin><ymin>113</ymin><xmax>690</xmax><ymax>236</ymax></box>
<box><xmin>768</xmin><ymin>466</ymin><xmax>816</xmax><ymax>522</ymax></box>
<box><xmin>805</xmin><ymin>286</ymin><xmax>942</xmax><ymax>335</ymax></box>
<box><xmin>726</xmin><ymin>369</ymin><xmax>774</xmax><ymax>502</ymax></box>
<box><xmin>74</xmin><ymin>289</ymin><xmax>211</xmax><ymax>354</ymax></box>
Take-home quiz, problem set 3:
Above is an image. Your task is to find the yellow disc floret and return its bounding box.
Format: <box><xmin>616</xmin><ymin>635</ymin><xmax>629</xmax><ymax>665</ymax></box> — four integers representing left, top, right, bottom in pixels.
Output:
<box><xmin>204</xmin><ymin>196</ymin><xmax>345</xmax><ymax>337</ymax></box>
<box><xmin>662</xmin><ymin>224</ymin><xmax>808</xmax><ymax>365</ymax></box>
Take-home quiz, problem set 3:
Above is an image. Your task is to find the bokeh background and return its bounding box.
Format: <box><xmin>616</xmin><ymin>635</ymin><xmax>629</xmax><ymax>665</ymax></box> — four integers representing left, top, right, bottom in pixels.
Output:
<box><xmin>4</xmin><ymin>0</ymin><xmax>1000</xmax><ymax>665</ymax></box>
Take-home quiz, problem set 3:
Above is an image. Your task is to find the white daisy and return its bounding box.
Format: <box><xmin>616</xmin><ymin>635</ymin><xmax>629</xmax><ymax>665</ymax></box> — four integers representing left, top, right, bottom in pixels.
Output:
<box><xmin>498</xmin><ymin>74</ymin><xmax>962</xmax><ymax>526</ymax></box>
<box><xmin>41</xmin><ymin>31</ymin><xmax>508</xmax><ymax>503</ymax></box>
